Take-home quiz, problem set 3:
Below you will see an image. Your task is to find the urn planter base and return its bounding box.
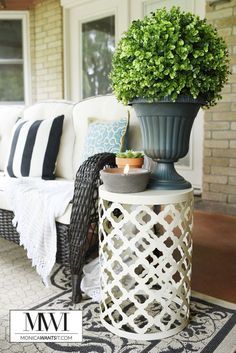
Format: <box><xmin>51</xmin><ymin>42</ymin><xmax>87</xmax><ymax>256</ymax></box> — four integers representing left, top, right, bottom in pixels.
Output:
<box><xmin>149</xmin><ymin>161</ymin><xmax>191</xmax><ymax>190</ymax></box>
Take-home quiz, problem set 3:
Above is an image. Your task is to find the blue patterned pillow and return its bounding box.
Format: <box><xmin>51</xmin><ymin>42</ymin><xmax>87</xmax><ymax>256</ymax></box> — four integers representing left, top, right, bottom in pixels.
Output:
<box><xmin>82</xmin><ymin>118</ymin><xmax>129</xmax><ymax>161</ymax></box>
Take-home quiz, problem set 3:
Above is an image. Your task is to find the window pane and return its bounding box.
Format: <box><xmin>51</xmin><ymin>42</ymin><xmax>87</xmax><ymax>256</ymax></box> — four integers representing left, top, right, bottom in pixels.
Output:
<box><xmin>82</xmin><ymin>15</ymin><xmax>115</xmax><ymax>99</ymax></box>
<box><xmin>0</xmin><ymin>20</ymin><xmax>23</xmax><ymax>59</ymax></box>
<box><xmin>0</xmin><ymin>64</ymin><xmax>24</xmax><ymax>102</ymax></box>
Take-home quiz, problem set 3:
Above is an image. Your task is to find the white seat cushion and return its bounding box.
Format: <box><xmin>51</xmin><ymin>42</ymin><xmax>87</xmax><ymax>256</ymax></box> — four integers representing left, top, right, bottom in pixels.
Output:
<box><xmin>0</xmin><ymin>175</ymin><xmax>72</xmax><ymax>225</ymax></box>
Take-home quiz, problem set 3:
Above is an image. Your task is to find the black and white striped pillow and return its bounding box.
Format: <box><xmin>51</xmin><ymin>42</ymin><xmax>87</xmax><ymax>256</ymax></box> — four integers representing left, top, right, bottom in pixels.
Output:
<box><xmin>6</xmin><ymin>115</ymin><xmax>64</xmax><ymax>180</ymax></box>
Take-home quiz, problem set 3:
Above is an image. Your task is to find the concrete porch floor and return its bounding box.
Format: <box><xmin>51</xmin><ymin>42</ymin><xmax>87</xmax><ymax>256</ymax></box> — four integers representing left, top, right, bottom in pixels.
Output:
<box><xmin>192</xmin><ymin>210</ymin><xmax>236</xmax><ymax>303</ymax></box>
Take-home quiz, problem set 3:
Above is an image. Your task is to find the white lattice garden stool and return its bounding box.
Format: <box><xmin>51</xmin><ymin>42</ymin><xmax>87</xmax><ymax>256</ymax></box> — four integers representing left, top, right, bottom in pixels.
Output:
<box><xmin>99</xmin><ymin>185</ymin><xmax>194</xmax><ymax>340</ymax></box>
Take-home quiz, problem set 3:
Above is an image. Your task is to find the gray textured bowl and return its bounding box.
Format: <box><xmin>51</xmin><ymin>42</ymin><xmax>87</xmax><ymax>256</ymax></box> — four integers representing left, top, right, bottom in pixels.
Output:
<box><xmin>100</xmin><ymin>168</ymin><xmax>150</xmax><ymax>193</ymax></box>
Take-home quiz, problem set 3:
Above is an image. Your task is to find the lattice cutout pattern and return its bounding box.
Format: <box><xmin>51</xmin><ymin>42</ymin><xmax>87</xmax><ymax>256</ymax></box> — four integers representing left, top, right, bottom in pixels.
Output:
<box><xmin>99</xmin><ymin>193</ymin><xmax>193</xmax><ymax>340</ymax></box>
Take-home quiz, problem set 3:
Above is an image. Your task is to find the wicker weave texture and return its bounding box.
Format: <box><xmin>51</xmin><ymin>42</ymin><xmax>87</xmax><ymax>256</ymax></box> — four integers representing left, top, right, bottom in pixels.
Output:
<box><xmin>69</xmin><ymin>152</ymin><xmax>116</xmax><ymax>274</ymax></box>
<box><xmin>69</xmin><ymin>153</ymin><xmax>116</xmax><ymax>303</ymax></box>
<box><xmin>0</xmin><ymin>208</ymin><xmax>70</xmax><ymax>264</ymax></box>
<box><xmin>0</xmin><ymin>209</ymin><xmax>19</xmax><ymax>245</ymax></box>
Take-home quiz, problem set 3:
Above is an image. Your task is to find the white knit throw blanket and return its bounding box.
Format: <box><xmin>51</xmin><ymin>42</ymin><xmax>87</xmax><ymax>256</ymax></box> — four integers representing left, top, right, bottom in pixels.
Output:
<box><xmin>4</xmin><ymin>178</ymin><xmax>74</xmax><ymax>285</ymax></box>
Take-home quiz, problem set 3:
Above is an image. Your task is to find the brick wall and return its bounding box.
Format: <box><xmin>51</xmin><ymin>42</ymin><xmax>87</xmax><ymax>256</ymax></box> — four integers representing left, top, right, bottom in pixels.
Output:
<box><xmin>30</xmin><ymin>0</ymin><xmax>64</xmax><ymax>102</ymax></box>
<box><xmin>203</xmin><ymin>0</ymin><xmax>236</xmax><ymax>211</ymax></box>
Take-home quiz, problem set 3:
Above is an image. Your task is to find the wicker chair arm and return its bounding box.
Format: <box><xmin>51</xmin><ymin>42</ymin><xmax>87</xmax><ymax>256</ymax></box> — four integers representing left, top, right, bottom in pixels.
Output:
<box><xmin>69</xmin><ymin>152</ymin><xmax>116</xmax><ymax>302</ymax></box>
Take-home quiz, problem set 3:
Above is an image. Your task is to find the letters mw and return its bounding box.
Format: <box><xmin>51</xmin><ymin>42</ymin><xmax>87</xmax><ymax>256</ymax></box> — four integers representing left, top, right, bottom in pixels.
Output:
<box><xmin>24</xmin><ymin>312</ymin><xmax>68</xmax><ymax>332</ymax></box>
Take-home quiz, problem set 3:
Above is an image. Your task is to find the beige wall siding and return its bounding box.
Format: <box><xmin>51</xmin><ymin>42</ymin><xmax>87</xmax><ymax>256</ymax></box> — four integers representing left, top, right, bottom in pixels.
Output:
<box><xmin>30</xmin><ymin>0</ymin><xmax>64</xmax><ymax>102</ymax></box>
<box><xmin>204</xmin><ymin>1</ymin><xmax>236</xmax><ymax>206</ymax></box>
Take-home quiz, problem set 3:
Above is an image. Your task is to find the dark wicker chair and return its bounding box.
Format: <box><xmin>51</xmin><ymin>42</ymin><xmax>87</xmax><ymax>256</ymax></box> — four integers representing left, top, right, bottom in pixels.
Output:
<box><xmin>69</xmin><ymin>152</ymin><xmax>116</xmax><ymax>303</ymax></box>
<box><xmin>0</xmin><ymin>152</ymin><xmax>116</xmax><ymax>304</ymax></box>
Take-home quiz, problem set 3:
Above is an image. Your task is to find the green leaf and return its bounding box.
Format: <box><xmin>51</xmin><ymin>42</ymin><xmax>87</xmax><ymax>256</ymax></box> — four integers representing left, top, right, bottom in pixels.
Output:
<box><xmin>116</xmin><ymin>150</ymin><xmax>144</xmax><ymax>158</ymax></box>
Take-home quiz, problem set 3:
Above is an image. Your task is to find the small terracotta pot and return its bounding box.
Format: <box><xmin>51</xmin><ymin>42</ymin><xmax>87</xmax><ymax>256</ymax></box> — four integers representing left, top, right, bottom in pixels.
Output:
<box><xmin>115</xmin><ymin>157</ymin><xmax>144</xmax><ymax>169</ymax></box>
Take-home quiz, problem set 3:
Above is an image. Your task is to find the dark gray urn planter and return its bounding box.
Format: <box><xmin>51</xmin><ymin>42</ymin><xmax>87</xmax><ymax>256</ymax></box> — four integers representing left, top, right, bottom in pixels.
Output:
<box><xmin>130</xmin><ymin>96</ymin><xmax>205</xmax><ymax>190</ymax></box>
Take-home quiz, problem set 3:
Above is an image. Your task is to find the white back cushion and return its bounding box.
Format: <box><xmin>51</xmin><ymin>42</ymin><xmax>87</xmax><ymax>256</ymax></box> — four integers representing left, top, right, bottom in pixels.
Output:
<box><xmin>21</xmin><ymin>101</ymin><xmax>75</xmax><ymax>180</ymax></box>
<box><xmin>0</xmin><ymin>105</ymin><xmax>24</xmax><ymax>171</ymax></box>
<box><xmin>72</xmin><ymin>95</ymin><xmax>142</xmax><ymax>176</ymax></box>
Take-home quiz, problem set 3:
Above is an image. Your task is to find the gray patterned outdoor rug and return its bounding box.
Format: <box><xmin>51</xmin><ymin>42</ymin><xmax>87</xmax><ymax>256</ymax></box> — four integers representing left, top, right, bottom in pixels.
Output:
<box><xmin>0</xmin><ymin>238</ymin><xmax>236</xmax><ymax>353</ymax></box>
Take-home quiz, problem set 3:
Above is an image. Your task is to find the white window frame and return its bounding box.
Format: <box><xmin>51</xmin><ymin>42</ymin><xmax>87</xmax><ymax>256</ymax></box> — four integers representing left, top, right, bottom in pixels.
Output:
<box><xmin>0</xmin><ymin>11</ymin><xmax>31</xmax><ymax>105</ymax></box>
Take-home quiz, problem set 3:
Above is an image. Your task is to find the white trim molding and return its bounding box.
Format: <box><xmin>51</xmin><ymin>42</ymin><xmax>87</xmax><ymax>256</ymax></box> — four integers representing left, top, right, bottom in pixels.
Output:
<box><xmin>206</xmin><ymin>0</ymin><xmax>231</xmax><ymax>5</ymax></box>
<box><xmin>62</xmin><ymin>0</ymin><xmax>129</xmax><ymax>101</ymax></box>
<box><xmin>61</xmin><ymin>0</ymin><xmax>101</xmax><ymax>9</ymax></box>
